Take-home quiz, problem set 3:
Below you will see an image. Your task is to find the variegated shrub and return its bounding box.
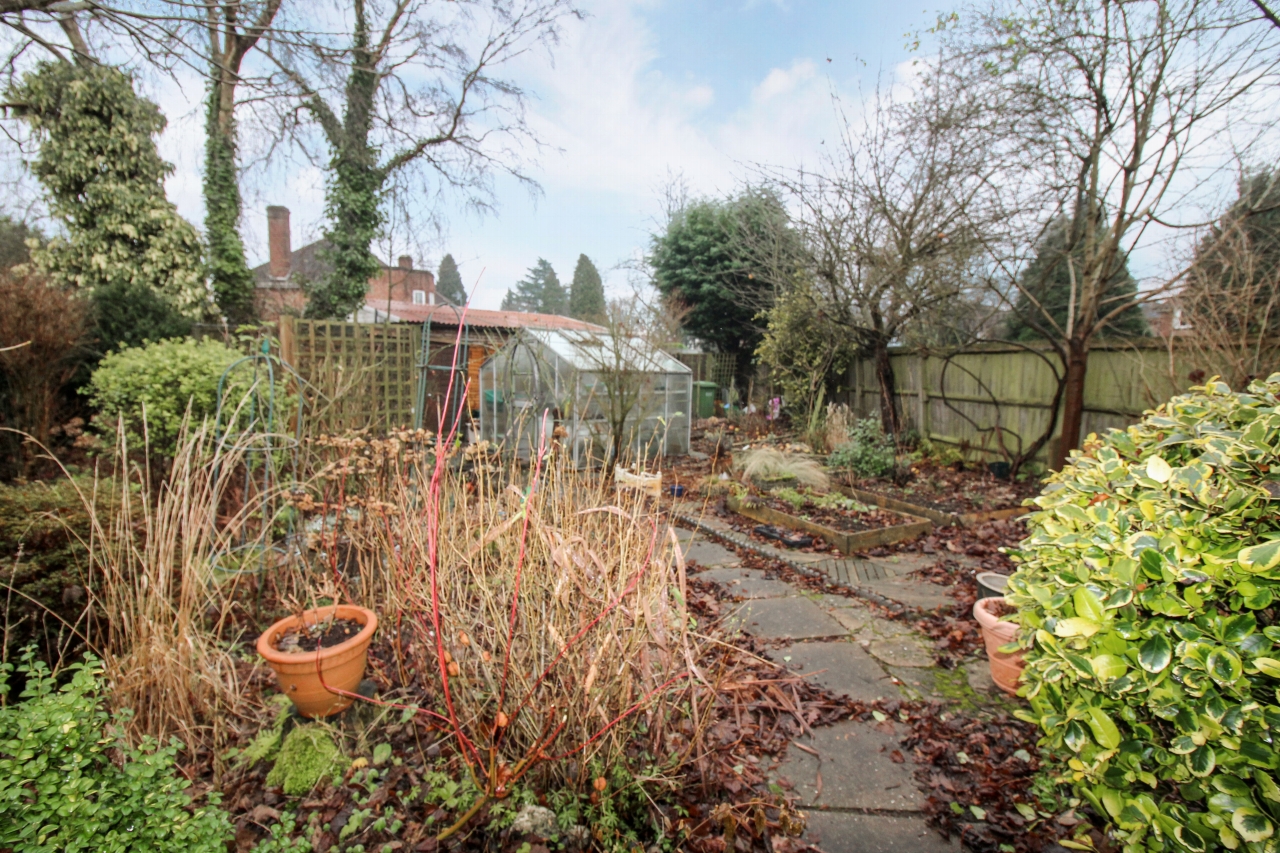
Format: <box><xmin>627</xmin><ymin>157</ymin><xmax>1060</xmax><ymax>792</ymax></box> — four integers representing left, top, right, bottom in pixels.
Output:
<box><xmin>1007</xmin><ymin>376</ymin><xmax>1280</xmax><ymax>853</ymax></box>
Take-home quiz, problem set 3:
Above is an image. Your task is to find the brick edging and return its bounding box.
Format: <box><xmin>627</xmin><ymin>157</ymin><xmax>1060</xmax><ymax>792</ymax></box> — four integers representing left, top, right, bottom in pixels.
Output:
<box><xmin>670</xmin><ymin>511</ymin><xmax>908</xmax><ymax>614</ymax></box>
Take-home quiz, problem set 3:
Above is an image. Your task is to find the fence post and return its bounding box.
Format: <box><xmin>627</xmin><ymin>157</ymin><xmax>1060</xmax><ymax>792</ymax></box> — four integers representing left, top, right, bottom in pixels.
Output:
<box><xmin>918</xmin><ymin>353</ymin><xmax>930</xmax><ymax>438</ymax></box>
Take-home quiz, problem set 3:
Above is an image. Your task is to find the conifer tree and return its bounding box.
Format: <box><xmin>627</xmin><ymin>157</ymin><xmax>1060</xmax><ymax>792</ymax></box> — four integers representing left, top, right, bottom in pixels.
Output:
<box><xmin>1004</xmin><ymin>215</ymin><xmax>1148</xmax><ymax>342</ymax></box>
<box><xmin>501</xmin><ymin>259</ymin><xmax>565</xmax><ymax>314</ymax></box>
<box><xmin>436</xmin><ymin>253</ymin><xmax>467</xmax><ymax>305</ymax></box>
<box><xmin>569</xmin><ymin>254</ymin><xmax>605</xmax><ymax>322</ymax></box>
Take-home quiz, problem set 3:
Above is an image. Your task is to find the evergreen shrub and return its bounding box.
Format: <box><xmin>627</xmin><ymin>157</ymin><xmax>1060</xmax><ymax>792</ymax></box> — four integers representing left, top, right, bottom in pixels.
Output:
<box><xmin>1008</xmin><ymin>376</ymin><xmax>1280</xmax><ymax>852</ymax></box>
<box><xmin>0</xmin><ymin>651</ymin><xmax>232</xmax><ymax>852</ymax></box>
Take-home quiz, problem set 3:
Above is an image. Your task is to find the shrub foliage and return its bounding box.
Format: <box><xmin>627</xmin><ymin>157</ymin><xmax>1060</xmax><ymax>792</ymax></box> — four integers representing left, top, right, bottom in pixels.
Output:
<box><xmin>85</xmin><ymin>337</ymin><xmax>243</xmax><ymax>459</ymax></box>
<box><xmin>0</xmin><ymin>651</ymin><xmax>232</xmax><ymax>852</ymax></box>
<box><xmin>1009</xmin><ymin>376</ymin><xmax>1280</xmax><ymax>852</ymax></box>
<box><xmin>828</xmin><ymin>418</ymin><xmax>896</xmax><ymax>479</ymax></box>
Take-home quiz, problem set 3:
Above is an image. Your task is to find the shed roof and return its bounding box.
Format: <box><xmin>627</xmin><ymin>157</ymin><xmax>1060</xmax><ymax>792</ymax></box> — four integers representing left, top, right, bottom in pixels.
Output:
<box><xmin>493</xmin><ymin>328</ymin><xmax>692</xmax><ymax>375</ymax></box>
<box><xmin>362</xmin><ymin>300</ymin><xmax>607</xmax><ymax>332</ymax></box>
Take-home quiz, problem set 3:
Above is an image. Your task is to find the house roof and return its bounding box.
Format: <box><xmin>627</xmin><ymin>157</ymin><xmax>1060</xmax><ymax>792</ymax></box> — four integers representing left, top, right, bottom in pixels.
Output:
<box><xmin>252</xmin><ymin>239</ymin><xmax>336</xmax><ymax>285</ymax></box>
<box><xmin>362</xmin><ymin>300</ymin><xmax>607</xmax><ymax>332</ymax></box>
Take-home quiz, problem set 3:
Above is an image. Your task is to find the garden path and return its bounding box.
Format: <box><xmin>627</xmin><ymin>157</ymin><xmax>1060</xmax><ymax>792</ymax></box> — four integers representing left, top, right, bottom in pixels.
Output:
<box><xmin>672</xmin><ymin>519</ymin><xmax>1004</xmax><ymax>853</ymax></box>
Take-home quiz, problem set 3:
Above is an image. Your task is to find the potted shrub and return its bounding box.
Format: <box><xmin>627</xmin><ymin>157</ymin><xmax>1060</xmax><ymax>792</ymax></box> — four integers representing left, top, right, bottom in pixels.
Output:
<box><xmin>1007</xmin><ymin>375</ymin><xmax>1280</xmax><ymax>851</ymax></box>
<box><xmin>972</xmin><ymin>596</ymin><xmax>1023</xmax><ymax>695</ymax></box>
<box><xmin>256</xmin><ymin>604</ymin><xmax>378</xmax><ymax>718</ymax></box>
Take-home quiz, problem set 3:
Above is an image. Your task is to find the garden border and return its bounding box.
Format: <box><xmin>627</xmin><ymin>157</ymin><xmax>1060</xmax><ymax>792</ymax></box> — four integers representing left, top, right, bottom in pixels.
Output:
<box><xmin>726</xmin><ymin>494</ymin><xmax>933</xmax><ymax>551</ymax></box>
<box><xmin>833</xmin><ymin>480</ymin><xmax>1030</xmax><ymax>528</ymax></box>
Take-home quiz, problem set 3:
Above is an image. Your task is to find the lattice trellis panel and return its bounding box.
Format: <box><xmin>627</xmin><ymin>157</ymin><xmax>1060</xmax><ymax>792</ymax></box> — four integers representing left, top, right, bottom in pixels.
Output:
<box><xmin>281</xmin><ymin>318</ymin><xmax>421</xmax><ymax>435</ymax></box>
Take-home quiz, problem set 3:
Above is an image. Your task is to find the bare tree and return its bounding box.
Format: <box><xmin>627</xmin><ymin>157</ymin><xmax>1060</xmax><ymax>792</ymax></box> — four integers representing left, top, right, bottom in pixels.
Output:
<box><xmin>945</xmin><ymin>0</ymin><xmax>1280</xmax><ymax>468</ymax></box>
<box><xmin>766</xmin><ymin>81</ymin><xmax>999</xmax><ymax>438</ymax></box>
<box><xmin>261</xmin><ymin>0</ymin><xmax>580</xmax><ymax>318</ymax></box>
<box><xmin>1176</xmin><ymin>170</ymin><xmax>1280</xmax><ymax>388</ymax></box>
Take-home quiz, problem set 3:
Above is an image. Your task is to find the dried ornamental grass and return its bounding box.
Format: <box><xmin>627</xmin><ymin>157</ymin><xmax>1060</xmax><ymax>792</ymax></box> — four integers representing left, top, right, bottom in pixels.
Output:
<box><xmin>734</xmin><ymin>447</ymin><xmax>831</xmax><ymax>491</ymax></box>
<box><xmin>299</xmin><ymin>420</ymin><xmax>711</xmax><ymax>839</ymax></box>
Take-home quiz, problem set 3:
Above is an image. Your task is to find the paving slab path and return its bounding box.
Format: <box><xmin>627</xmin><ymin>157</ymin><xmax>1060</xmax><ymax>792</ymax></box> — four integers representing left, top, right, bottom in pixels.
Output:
<box><xmin>675</xmin><ymin>522</ymin><xmax>1000</xmax><ymax>852</ymax></box>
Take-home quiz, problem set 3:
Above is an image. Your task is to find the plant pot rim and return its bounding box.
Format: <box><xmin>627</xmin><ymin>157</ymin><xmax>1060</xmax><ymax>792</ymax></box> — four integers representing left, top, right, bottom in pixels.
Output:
<box><xmin>256</xmin><ymin>604</ymin><xmax>378</xmax><ymax>665</ymax></box>
<box><xmin>973</xmin><ymin>596</ymin><xmax>1018</xmax><ymax>635</ymax></box>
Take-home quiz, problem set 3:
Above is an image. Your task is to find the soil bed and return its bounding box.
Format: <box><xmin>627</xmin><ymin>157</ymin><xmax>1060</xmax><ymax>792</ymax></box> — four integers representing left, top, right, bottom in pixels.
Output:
<box><xmin>754</xmin><ymin>493</ymin><xmax>916</xmax><ymax>533</ymax></box>
<box><xmin>842</xmin><ymin>462</ymin><xmax>1041</xmax><ymax>523</ymax></box>
<box><xmin>274</xmin><ymin>616</ymin><xmax>362</xmax><ymax>653</ymax></box>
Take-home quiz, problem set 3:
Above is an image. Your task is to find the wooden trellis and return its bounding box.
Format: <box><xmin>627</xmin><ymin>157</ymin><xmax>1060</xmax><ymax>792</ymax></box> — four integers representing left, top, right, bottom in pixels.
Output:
<box><xmin>279</xmin><ymin>317</ymin><xmax>421</xmax><ymax>435</ymax></box>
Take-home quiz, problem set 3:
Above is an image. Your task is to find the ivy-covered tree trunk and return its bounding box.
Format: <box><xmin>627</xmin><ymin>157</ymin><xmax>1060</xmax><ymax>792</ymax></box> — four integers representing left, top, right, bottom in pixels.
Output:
<box><xmin>202</xmin><ymin>1</ymin><xmax>282</xmax><ymax>325</ymax></box>
<box><xmin>204</xmin><ymin>80</ymin><xmax>256</xmax><ymax>325</ymax></box>
<box><xmin>304</xmin><ymin>2</ymin><xmax>385</xmax><ymax>320</ymax></box>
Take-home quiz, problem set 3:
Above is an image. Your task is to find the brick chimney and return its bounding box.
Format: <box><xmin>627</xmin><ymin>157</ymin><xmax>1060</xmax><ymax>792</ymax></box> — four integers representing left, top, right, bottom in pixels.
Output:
<box><xmin>267</xmin><ymin>206</ymin><xmax>291</xmax><ymax>280</ymax></box>
<box><xmin>398</xmin><ymin>255</ymin><xmax>412</xmax><ymax>270</ymax></box>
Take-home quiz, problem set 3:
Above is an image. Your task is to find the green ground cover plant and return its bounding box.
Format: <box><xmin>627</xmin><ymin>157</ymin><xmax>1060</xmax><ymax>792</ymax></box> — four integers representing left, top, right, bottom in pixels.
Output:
<box><xmin>0</xmin><ymin>650</ymin><xmax>232</xmax><ymax>852</ymax></box>
<box><xmin>828</xmin><ymin>418</ymin><xmax>896</xmax><ymax>479</ymax></box>
<box><xmin>1007</xmin><ymin>375</ymin><xmax>1280</xmax><ymax>853</ymax></box>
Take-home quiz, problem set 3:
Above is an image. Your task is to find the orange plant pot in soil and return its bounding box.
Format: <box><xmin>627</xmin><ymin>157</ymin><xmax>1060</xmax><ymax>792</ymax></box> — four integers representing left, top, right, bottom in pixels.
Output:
<box><xmin>973</xmin><ymin>597</ymin><xmax>1024</xmax><ymax>697</ymax></box>
<box><xmin>256</xmin><ymin>604</ymin><xmax>378</xmax><ymax>718</ymax></box>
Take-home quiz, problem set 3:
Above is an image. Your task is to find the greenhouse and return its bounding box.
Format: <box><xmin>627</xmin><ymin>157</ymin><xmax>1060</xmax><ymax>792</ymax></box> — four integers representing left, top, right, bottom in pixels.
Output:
<box><xmin>479</xmin><ymin>328</ymin><xmax>692</xmax><ymax>466</ymax></box>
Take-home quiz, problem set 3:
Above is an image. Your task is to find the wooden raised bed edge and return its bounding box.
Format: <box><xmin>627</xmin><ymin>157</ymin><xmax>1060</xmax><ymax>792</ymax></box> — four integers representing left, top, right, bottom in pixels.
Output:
<box><xmin>834</xmin><ymin>479</ymin><xmax>1031</xmax><ymax>528</ymax></box>
<box><xmin>726</xmin><ymin>494</ymin><xmax>932</xmax><ymax>553</ymax></box>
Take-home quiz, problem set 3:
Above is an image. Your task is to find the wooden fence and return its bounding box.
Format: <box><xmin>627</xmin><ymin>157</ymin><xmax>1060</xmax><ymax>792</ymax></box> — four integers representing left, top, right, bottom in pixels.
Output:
<box><xmin>279</xmin><ymin>317</ymin><xmax>421</xmax><ymax>434</ymax></box>
<box><xmin>839</xmin><ymin>340</ymin><xmax>1197</xmax><ymax>465</ymax></box>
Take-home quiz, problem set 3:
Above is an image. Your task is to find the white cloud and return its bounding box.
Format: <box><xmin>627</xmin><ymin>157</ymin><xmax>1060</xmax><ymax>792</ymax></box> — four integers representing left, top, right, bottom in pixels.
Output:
<box><xmin>752</xmin><ymin>60</ymin><xmax>817</xmax><ymax>102</ymax></box>
<box><xmin>684</xmin><ymin>84</ymin><xmax>715</xmax><ymax>109</ymax></box>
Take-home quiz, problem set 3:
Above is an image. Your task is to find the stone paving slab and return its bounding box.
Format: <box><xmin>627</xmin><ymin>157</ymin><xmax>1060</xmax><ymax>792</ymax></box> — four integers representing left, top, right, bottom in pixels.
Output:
<box><xmin>861</xmin><ymin>575</ymin><xmax>957</xmax><ymax>610</ymax></box>
<box><xmin>695</xmin><ymin>567</ymin><xmax>793</xmax><ymax>599</ymax></box>
<box><xmin>777</xmin><ymin>719</ymin><xmax>923</xmax><ymax>811</ymax></box>
<box><xmin>867</xmin><ymin>636</ymin><xmax>937</xmax><ymax>668</ymax></box>
<box><xmin>679</xmin><ymin>539</ymin><xmax>742</xmax><ymax>568</ymax></box>
<box><xmin>726</xmin><ymin>596</ymin><xmax>847</xmax><ymax>640</ymax></box>
<box><xmin>766</xmin><ymin>641</ymin><xmax>901</xmax><ymax>702</ymax></box>
<box><xmin>804</xmin><ymin>812</ymin><xmax>961</xmax><ymax>853</ymax></box>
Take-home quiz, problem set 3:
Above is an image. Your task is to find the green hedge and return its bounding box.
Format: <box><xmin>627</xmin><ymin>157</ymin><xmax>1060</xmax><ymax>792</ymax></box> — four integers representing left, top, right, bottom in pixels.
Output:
<box><xmin>1009</xmin><ymin>375</ymin><xmax>1280</xmax><ymax>852</ymax></box>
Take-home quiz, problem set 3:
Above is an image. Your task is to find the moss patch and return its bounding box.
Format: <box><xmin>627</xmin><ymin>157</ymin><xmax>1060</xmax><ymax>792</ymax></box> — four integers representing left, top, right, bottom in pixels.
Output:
<box><xmin>266</xmin><ymin>725</ymin><xmax>343</xmax><ymax>795</ymax></box>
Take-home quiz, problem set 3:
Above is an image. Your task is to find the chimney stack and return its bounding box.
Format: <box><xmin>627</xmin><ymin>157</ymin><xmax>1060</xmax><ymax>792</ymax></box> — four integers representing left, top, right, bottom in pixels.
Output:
<box><xmin>398</xmin><ymin>255</ymin><xmax>413</xmax><ymax>270</ymax></box>
<box><xmin>267</xmin><ymin>206</ymin><xmax>291</xmax><ymax>280</ymax></box>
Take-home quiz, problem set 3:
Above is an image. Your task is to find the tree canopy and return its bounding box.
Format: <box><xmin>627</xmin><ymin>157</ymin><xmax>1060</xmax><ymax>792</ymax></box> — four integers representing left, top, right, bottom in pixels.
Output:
<box><xmin>649</xmin><ymin>190</ymin><xmax>791</xmax><ymax>368</ymax></box>
<box><xmin>502</xmin><ymin>259</ymin><xmax>566</xmax><ymax>315</ymax></box>
<box><xmin>436</xmin><ymin>254</ymin><xmax>467</xmax><ymax>305</ymax></box>
<box><xmin>7</xmin><ymin>62</ymin><xmax>206</xmax><ymax>318</ymax></box>
<box><xmin>0</xmin><ymin>215</ymin><xmax>43</xmax><ymax>271</ymax></box>
<box><xmin>569</xmin><ymin>254</ymin><xmax>605</xmax><ymax>322</ymax></box>
<box><xmin>1004</xmin><ymin>215</ymin><xmax>1148</xmax><ymax>342</ymax></box>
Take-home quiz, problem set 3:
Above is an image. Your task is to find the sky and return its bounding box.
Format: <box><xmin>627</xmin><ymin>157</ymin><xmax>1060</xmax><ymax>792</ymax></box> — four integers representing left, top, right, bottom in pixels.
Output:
<box><xmin>141</xmin><ymin>0</ymin><xmax>941</xmax><ymax>311</ymax></box>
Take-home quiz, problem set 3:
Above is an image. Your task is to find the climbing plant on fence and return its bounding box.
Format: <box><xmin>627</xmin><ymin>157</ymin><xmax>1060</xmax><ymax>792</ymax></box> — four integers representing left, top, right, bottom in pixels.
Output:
<box><xmin>1008</xmin><ymin>374</ymin><xmax>1280</xmax><ymax>853</ymax></box>
<box><xmin>279</xmin><ymin>318</ymin><xmax>420</xmax><ymax>435</ymax></box>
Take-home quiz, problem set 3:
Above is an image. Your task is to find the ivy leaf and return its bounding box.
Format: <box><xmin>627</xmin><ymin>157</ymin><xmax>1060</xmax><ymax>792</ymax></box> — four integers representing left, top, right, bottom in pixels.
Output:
<box><xmin>1189</xmin><ymin>745</ymin><xmax>1217</xmax><ymax>778</ymax></box>
<box><xmin>1055</xmin><ymin>618</ymin><xmax>1103</xmax><ymax>638</ymax></box>
<box><xmin>1074</xmin><ymin>587</ymin><xmax>1105</xmax><ymax>622</ymax></box>
<box><xmin>1086</xmin><ymin>707</ymin><xmax>1121</xmax><ymax>749</ymax></box>
<box><xmin>1139</xmin><ymin>635</ymin><xmax>1173</xmax><ymax>672</ymax></box>
<box><xmin>1064</xmin><ymin>720</ymin><xmax>1089</xmax><ymax>752</ymax></box>
<box><xmin>1239</xmin><ymin>540</ymin><xmax>1280</xmax><ymax>574</ymax></box>
<box><xmin>1090</xmin><ymin>654</ymin><xmax>1128</xmax><ymax>681</ymax></box>
<box><xmin>1231</xmin><ymin>807</ymin><xmax>1274</xmax><ymax>843</ymax></box>
<box><xmin>1207</xmin><ymin>648</ymin><xmax>1244</xmax><ymax>686</ymax></box>
<box><xmin>1147</xmin><ymin>456</ymin><xmax>1173</xmax><ymax>483</ymax></box>
<box><xmin>1251</xmin><ymin>658</ymin><xmax>1280</xmax><ymax>678</ymax></box>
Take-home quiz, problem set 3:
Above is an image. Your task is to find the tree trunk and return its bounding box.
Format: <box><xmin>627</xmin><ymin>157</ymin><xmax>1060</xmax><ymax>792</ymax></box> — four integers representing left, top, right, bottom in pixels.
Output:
<box><xmin>873</xmin><ymin>339</ymin><xmax>902</xmax><ymax>437</ymax></box>
<box><xmin>1054</xmin><ymin>338</ymin><xmax>1089</xmax><ymax>470</ymax></box>
<box><xmin>204</xmin><ymin>77</ymin><xmax>256</xmax><ymax>325</ymax></box>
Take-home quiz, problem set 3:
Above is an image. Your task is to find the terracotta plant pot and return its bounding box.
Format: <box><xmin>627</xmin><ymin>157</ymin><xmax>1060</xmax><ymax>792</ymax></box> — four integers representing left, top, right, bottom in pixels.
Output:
<box><xmin>256</xmin><ymin>604</ymin><xmax>378</xmax><ymax>718</ymax></box>
<box><xmin>973</xmin><ymin>597</ymin><xmax>1024</xmax><ymax>697</ymax></box>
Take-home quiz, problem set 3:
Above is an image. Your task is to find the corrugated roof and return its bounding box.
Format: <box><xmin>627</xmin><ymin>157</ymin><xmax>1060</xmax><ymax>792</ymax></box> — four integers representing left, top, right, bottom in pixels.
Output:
<box><xmin>364</xmin><ymin>300</ymin><xmax>607</xmax><ymax>332</ymax></box>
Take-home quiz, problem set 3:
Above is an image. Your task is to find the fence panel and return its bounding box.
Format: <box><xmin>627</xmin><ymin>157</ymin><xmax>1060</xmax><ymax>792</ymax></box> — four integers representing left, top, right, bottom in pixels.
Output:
<box><xmin>840</xmin><ymin>341</ymin><xmax>1194</xmax><ymax>464</ymax></box>
<box><xmin>280</xmin><ymin>317</ymin><xmax>421</xmax><ymax>435</ymax></box>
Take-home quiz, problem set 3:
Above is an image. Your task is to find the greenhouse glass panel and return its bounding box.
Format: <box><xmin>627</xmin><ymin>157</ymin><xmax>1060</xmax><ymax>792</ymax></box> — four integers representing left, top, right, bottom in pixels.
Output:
<box><xmin>479</xmin><ymin>329</ymin><xmax>692</xmax><ymax>466</ymax></box>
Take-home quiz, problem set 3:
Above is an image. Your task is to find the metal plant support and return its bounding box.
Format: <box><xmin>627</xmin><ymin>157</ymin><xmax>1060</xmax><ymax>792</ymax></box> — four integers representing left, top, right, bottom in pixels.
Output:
<box><xmin>211</xmin><ymin>339</ymin><xmax>307</xmax><ymax>585</ymax></box>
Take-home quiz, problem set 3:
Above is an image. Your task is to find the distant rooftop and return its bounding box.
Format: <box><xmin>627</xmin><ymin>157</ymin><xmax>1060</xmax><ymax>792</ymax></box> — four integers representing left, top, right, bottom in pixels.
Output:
<box><xmin>359</xmin><ymin>300</ymin><xmax>607</xmax><ymax>332</ymax></box>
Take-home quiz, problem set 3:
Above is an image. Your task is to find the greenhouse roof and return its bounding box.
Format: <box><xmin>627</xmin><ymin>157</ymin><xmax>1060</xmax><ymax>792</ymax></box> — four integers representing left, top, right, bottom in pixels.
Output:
<box><xmin>508</xmin><ymin>329</ymin><xmax>692</xmax><ymax>375</ymax></box>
